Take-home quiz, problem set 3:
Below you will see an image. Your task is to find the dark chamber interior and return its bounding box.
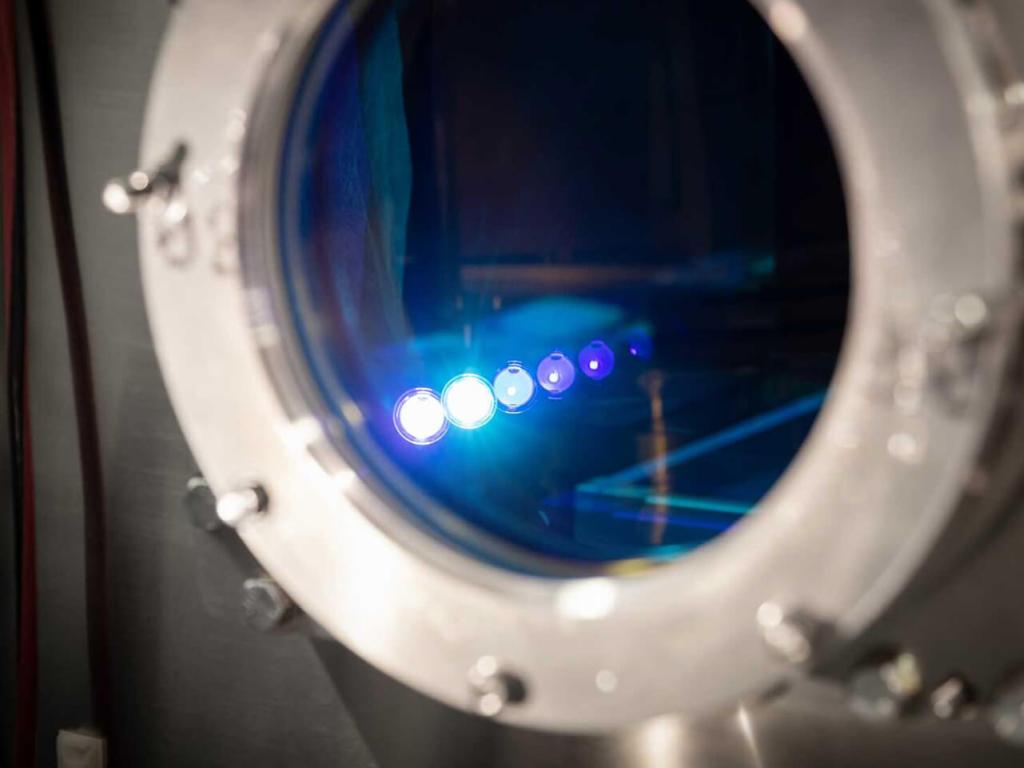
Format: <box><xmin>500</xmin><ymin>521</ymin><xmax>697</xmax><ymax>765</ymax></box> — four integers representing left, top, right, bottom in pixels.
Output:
<box><xmin>279</xmin><ymin>0</ymin><xmax>850</xmax><ymax>566</ymax></box>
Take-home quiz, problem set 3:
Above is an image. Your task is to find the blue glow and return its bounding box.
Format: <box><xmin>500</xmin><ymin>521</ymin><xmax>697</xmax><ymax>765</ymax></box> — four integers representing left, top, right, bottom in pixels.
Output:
<box><xmin>277</xmin><ymin>2</ymin><xmax>848</xmax><ymax>565</ymax></box>
<box><xmin>623</xmin><ymin>328</ymin><xmax>653</xmax><ymax>360</ymax></box>
<box><xmin>578</xmin><ymin>340</ymin><xmax>615</xmax><ymax>380</ymax></box>
<box><xmin>394</xmin><ymin>388</ymin><xmax>448</xmax><ymax>445</ymax></box>
<box><xmin>442</xmin><ymin>374</ymin><xmax>497</xmax><ymax>429</ymax></box>
<box><xmin>492</xmin><ymin>297</ymin><xmax>623</xmax><ymax>340</ymax></box>
<box><xmin>582</xmin><ymin>486</ymin><xmax>751</xmax><ymax>515</ymax></box>
<box><xmin>537</xmin><ymin>352</ymin><xmax>576</xmax><ymax>396</ymax></box>
<box><xmin>493</xmin><ymin>362</ymin><xmax>536</xmax><ymax>413</ymax></box>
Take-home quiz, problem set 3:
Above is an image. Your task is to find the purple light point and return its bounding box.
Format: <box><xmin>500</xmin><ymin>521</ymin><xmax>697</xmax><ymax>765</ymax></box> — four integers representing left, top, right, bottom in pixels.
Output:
<box><xmin>537</xmin><ymin>352</ymin><xmax>576</xmax><ymax>396</ymax></box>
<box><xmin>579</xmin><ymin>340</ymin><xmax>615</xmax><ymax>381</ymax></box>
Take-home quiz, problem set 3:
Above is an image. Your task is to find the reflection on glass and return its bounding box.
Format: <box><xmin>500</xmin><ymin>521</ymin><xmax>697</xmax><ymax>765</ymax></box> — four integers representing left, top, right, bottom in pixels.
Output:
<box><xmin>493</xmin><ymin>363</ymin><xmax>536</xmax><ymax>414</ymax></box>
<box><xmin>579</xmin><ymin>341</ymin><xmax>616</xmax><ymax>381</ymax></box>
<box><xmin>393</xmin><ymin>388</ymin><xmax>447</xmax><ymax>446</ymax></box>
<box><xmin>536</xmin><ymin>352</ymin><xmax>577</xmax><ymax>397</ymax></box>
<box><xmin>442</xmin><ymin>374</ymin><xmax>497</xmax><ymax>430</ymax></box>
<box><xmin>278</xmin><ymin>0</ymin><xmax>849</xmax><ymax>565</ymax></box>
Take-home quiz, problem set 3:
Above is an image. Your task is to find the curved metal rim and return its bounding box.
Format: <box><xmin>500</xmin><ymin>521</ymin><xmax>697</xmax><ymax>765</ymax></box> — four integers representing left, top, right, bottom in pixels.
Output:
<box><xmin>137</xmin><ymin>0</ymin><xmax>1020</xmax><ymax>729</ymax></box>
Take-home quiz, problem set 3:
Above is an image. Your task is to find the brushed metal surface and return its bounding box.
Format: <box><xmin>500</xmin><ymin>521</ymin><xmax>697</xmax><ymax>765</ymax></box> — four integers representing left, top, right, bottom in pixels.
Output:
<box><xmin>315</xmin><ymin>642</ymin><xmax>1024</xmax><ymax>768</ymax></box>
<box><xmin>141</xmin><ymin>0</ymin><xmax>1024</xmax><ymax>731</ymax></box>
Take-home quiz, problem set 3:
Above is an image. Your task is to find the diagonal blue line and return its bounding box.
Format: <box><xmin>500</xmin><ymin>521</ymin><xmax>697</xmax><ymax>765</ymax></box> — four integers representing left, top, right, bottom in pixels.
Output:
<box><xmin>578</xmin><ymin>484</ymin><xmax>751</xmax><ymax>515</ymax></box>
<box><xmin>612</xmin><ymin>510</ymin><xmax>735</xmax><ymax>532</ymax></box>
<box><xmin>581</xmin><ymin>390</ymin><xmax>826</xmax><ymax>489</ymax></box>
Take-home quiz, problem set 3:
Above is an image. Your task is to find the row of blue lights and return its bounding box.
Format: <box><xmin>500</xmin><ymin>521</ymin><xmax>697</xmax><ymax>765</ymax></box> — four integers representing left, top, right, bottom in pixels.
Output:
<box><xmin>394</xmin><ymin>340</ymin><xmax>617</xmax><ymax>445</ymax></box>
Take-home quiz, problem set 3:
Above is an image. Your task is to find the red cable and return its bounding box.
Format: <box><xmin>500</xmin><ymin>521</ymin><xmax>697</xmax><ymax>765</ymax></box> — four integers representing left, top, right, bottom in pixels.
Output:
<box><xmin>0</xmin><ymin>0</ymin><xmax>36</xmax><ymax>766</ymax></box>
<box><xmin>15</xmin><ymin>369</ymin><xmax>36</xmax><ymax>768</ymax></box>
<box><xmin>0</xmin><ymin>0</ymin><xmax>13</xmax><ymax>322</ymax></box>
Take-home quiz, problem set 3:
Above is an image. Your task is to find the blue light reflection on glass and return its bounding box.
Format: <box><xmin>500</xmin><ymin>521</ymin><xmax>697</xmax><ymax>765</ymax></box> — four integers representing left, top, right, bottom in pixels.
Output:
<box><xmin>537</xmin><ymin>352</ymin><xmax>576</xmax><ymax>396</ymax></box>
<box><xmin>622</xmin><ymin>326</ymin><xmax>653</xmax><ymax>360</ymax></box>
<box><xmin>442</xmin><ymin>373</ymin><xmax>498</xmax><ymax>429</ymax></box>
<box><xmin>393</xmin><ymin>388</ymin><xmax>448</xmax><ymax>445</ymax></box>
<box><xmin>276</xmin><ymin>0</ymin><xmax>850</xmax><ymax>567</ymax></box>
<box><xmin>579</xmin><ymin>340</ymin><xmax>615</xmax><ymax>380</ymax></box>
<box><xmin>493</xmin><ymin>362</ymin><xmax>536</xmax><ymax>413</ymax></box>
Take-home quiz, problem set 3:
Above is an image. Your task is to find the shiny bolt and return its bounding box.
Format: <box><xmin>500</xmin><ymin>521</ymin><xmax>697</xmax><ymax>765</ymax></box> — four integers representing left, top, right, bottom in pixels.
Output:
<box><xmin>1006</xmin><ymin>81</ymin><xmax>1024</xmax><ymax>107</ymax></box>
<box><xmin>103</xmin><ymin>143</ymin><xmax>187</xmax><ymax>215</ymax></box>
<box><xmin>990</xmin><ymin>677</ymin><xmax>1024</xmax><ymax>746</ymax></box>
<box><xmin>216</xmin><ymin>484</ymin><xmax>267</xmax><ymax>528</ymax></box>
<box><xmin>468</xmin><ymin>656</ymin><xmax>526</xmax><ymax>718</ymax></box>
<box><xmin>930</xmin><ymin>676</ymin><xmax>974</xmax><ymax>720</ymax></box>
<box><xmin>102</xmin><ymin>170</ymin><xmax>152</xmax><ymax>214</ymax></box>
<box><xmin>848</xmin><ymin>653</ymin><xmax>923</xmax><ymax>721</ymax></box>
<box><xmin>953</xmin><ymin>293</ymin><xmax>989</xmax><ymax>334</ymax></box>
<box><xmin>757</xmin><ymin>602</ymin><xmax>819</xmax><ymax>665</ymax></box>
<box><xmin>241</xmin><ymin>577</ymin><xmax>292</xmax><ymax>631</ymax></box>
<box><xmin>183</xmin><ymin>476</ymin><xmax>221</xmax><ymax>532</ymax></box>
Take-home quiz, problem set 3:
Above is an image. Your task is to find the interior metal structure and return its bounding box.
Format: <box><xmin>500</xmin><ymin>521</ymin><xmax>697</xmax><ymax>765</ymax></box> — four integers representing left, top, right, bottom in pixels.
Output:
<box><xmin>9</xmin><ymin>0</ymin><xmax>1024</xmax><ymax>765</ymax></box>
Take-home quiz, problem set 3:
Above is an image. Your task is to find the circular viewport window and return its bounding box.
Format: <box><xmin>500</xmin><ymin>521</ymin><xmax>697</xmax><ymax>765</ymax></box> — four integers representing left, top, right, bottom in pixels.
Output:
<box><xmin>277</xmin><ymin>0</ymin><xmax>849</xmax><ymax>568</ymax></box>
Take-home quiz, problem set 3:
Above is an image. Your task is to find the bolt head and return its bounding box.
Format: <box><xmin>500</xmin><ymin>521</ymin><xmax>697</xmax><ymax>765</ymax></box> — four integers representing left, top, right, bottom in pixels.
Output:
<box><xmin>183</xmin><ymin>476</ymin><xmax>221</xmax><ymax>532</ymax></box>
<box><xmin>241</xmin><ymin>577</ymin><xmax>291</xmax><ymax>631</ymax></box>
<box><xmin>467</xmin><ymin>657</ymin><xmax>526</xmax><ymax>718</ymax></box>
<box><xmin>953</xmin><ymin>293</ymin><xmax>989</xmax><ymax>333</ymax></box>
<box><xmin>102</xmin><ymin>179</ymin><xmax>136</xmax><ymax>215</ymax></box>
<box><xmin>757</xmin><ymin>602</ymin><xmax>819</xmax><ymax>665</ymax></box>
<box><xmin>217</xmin><ymin>485</ymin><xmax>267</xmax><ymax>527</ymax></box>
<box><xmin>930</xmin><ymin>677</ymin><xmax>974</xmax><ymax>720</ymax></box>
<box><xmin>990</xmin><ymin>678</ymin><xmax>1024</xmax><ymax>746</ymax></box>
<box><xmin>848</xmin><ymin>653</ymin><xmax>922</xmax><ymax>721</ymax></box>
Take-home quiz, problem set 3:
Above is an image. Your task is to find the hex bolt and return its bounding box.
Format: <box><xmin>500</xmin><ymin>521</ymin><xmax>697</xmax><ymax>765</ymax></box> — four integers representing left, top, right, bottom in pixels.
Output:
<box><xmin>848</xmin><ymin>652</ymin><xmax>923</xmax><ymax>721</ymax></box>
<box><xmin>467</xmin><ymin>656</ymin><xmax>527</xmax><ymax>718</ymax></box>
<box><xmin>990</xmin><ymin>676</ymin><xmax>1024</xmax><ymax>746</ymax></box>
<box><xmin>183</xmin><ymin>476</ymin><xmax>221</xmax><ymax>532</ymax></box>
<box><xmin>952</xmin><ymin>293</ymin><xmax>990</xmax><ymax>337</ymax></box>
<box><xmin>216</xmin><ymin>484</ymin><xmax>267</xmax><ymax>528</ymax></box>
<box><xmin>102</xmin><ymin>170</ymin><xmax>154</xmax><ymax>214</ymax></box>
<box><xmin>930</xmin><ymin>676</ymin><xmax>974</xmax><ymax>720</ymax></box>
<box><xmin>103</xmin><ymin>143</ymin><xmax>187</xmax><ymax>215</ymax></box>
<box><xmin>756</xmin><ymin>602</ymin><xmax>820</xmax><ymax>665</ymax></box>
<box><xmin>241</xmin><ymin>577</ymin><xmax>293</xmax><ymax>632</ymax></box>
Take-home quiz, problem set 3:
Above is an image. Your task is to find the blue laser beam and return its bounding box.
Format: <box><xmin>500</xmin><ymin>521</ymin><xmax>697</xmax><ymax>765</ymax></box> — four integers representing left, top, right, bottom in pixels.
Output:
<box><xmin>582</xmin><ymin>390</ymin><xmax>826</xmax><ymax>489</ymax></box>
<box><xmin>579</xmin><ymin>485</ymin><xmax>751</xmax><ymax>515</ymax></box>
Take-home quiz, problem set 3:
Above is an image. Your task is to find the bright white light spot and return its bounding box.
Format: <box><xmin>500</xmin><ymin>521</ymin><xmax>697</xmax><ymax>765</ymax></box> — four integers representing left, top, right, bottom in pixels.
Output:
<box><xmin>478</xmin><ymin>692</ymin><xmax>504</xmax><ymax>717</ymax></box>
<box><xmin>280</xmin><ymin>416</ymin><xmax>322</xmax><ymax>451</ymax></box>
<box><xmin>556</xmin><ymin>578</ymin><xmax>617</xmax><ymax>620</ymax></box>
<box><xmin>442</xmin><ymin>374</ymin><xmax>496</xmax><ymax>429</ymax></box>
<box><xmin>954</xmin><ymin>293</ymin><xmax>988</xmax><ymax>330</ymax></box>
<box><xmin>102</xmin><ymin>182</ymin><xmax>132</xmax><ymax>214</ymax></box>
<box><xmin>394</xmin><ymin>389</ymin><xmax>447</xmax><ymax>445</ymax></box>
<box><xmin>332</xmin><ymin>469</ymin><xmax>357</xmax><ymax>491</ymax></box>
<box><xmin>756</xmin><ymin>602</ymin><xmax>784</xmax><ymax>629</ymax></box>
<box><xmin>494</xmin><ymin>364</ymin><xmax>536</xmax><ymax>413</ymax></box>
<box><xmin>548</xmin><ymin>371</ymin><xmax>560</xmax><ymax>384</ymax></box>
<box><xmin>475</xmin><ymin>655</ymin><xmax>499</xmax><ymax>677</ymax></box>
<box><xmin>588</xmin><ymin>360</ymin><xmax>599</xmax><ymax>371</ymax></box>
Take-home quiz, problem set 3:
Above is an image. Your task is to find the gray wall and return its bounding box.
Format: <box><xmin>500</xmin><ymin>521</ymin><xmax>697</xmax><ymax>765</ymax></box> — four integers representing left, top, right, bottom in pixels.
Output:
<box><xmin>18</xmin><ymin>0</ymin><xmax>377</xmax><ymax>764</ymax></box>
